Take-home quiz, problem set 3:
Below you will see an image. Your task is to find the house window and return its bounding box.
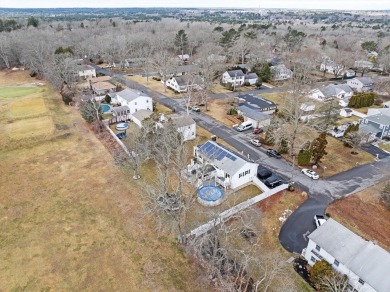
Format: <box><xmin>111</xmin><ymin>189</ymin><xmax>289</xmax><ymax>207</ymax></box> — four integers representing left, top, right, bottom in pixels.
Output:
<box><xmin>146</xmin><ymin>100</ymin><xmax>149</xmax><ymax>103</ymax></box>
<box><xmin>334</xmin><ymin>259</ymin><xmax>339</xmax><ymax>267</ymax></box>
<box><xmin>311</xmin><ymin>256</ymin><xmax>316</xmax><ymax>263</ymax></box>
<box><xmin>315</xmin><ymin>245</ymin><xmax>321</xmax><ymax>252</ymax></box>
<box><xmin>358</xmin><ymin>278</ymin><xmax>365</xmax><ymax>285</ymax></box>
<box><xmin>135</xmin><ymin>102</ymin><xmax>137</xmax><ymax>105</ymax></box>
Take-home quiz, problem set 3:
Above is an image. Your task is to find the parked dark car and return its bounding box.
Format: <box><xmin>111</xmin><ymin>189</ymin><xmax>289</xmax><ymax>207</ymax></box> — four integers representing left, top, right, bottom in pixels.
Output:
<box><xmin>256</xmin><ymin>165</ymin><xmax>272</xmax><ymax>180</ymax></box>
<box><xmin>264</xmin><ymin>175</ymin><xmax>283</xmax><ymax>189</ymax></box>
<box><xmin>116</xmin><ymin>132</ymin><xmax>127</xmax><ymax>140</ymax></box>
<box><xmin>266</xmin><ymin>149</ymin><xmax>282</xmax><ymax>159</ymax></box>
<box><xmin>252</xmin><ymin>128</ymin><xmax>263</xmax><ymax>134</ymax></box>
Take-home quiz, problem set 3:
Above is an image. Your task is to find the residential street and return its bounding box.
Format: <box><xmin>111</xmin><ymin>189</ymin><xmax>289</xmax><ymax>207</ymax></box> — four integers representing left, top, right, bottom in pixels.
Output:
<box><xmin>94</xmin><ymin>65</ymin><xmax>390</xmax><ymax>253</ymax></box>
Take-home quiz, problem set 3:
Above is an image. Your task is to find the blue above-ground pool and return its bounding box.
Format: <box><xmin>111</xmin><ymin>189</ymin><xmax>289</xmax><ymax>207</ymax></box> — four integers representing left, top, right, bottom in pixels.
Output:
<box><xmin>100</xmin><ymin>104</ymin><xmax>111</xmax><ymax>113</ymax></box>
<box><xmin>197</xmin><ymin>185</ymin><xmax>224</xmax><ymax>207</ymax></box>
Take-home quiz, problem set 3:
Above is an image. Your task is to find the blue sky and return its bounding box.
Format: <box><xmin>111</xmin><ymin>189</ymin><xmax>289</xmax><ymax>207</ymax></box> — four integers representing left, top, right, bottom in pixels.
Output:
<box><xmin>0</xmin><ymin>0</ymin><xmax>389</xmax><ymax>10</ymax></box>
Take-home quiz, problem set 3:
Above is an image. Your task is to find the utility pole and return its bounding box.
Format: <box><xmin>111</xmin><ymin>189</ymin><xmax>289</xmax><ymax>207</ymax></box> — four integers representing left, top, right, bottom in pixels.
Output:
<box><xmin>233</xmin><ymin>71</ymin><xmax>237</xmax><ymax>92</ymax></box>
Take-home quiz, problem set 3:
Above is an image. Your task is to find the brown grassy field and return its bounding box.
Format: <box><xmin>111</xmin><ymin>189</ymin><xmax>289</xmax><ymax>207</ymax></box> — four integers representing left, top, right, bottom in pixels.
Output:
<box><xmin>203</xmin><ymin>97</ymin><xmax>237</xmax><ymax>127</ymax></box>
<box><xmin>0</xmin><ymin>71</ymin><xmax>204</xmax><ymax>291</ymax></box>
<box><xmin>327</xmin><ymin>182</ymin><xmax>390</xmax><ymax>251</ymax></box>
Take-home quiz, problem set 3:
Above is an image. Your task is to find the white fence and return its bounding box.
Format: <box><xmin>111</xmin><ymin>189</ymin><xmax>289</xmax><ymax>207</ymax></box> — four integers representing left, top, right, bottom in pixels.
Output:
<box><xmin>188</xmin><ymin>184</ymin><xmax>288</xmax><ymax>238</ymax></box>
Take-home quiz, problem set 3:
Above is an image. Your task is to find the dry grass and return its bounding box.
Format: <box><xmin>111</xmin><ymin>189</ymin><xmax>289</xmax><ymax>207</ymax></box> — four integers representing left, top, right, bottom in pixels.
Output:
<box><xmin>352</xmin><ymin>104</ymin><xmax>382</xmax><ymax>114</ymax></box>
<box><xmin>7</xmin><ymin>116</ymin><xmax>55</xmax><ymax>140</ymax></box>
<box><xmin>0</xmin><ymin>71</ymin><xmax>35</xmax><ymax>86</ymax></box>
<box><xmin>336</xmin><ymin>115</ymin><xmax>360</xmax><ymax>125</ymax></box>
<box><xmin>10</xmin><ymin>98</ymin><xmax>47</xmax><ymax>118</ymax></box>
<box><xmin>211</xmin><ymin>82</ymin><xmax>232</xmax><ymax>94</ymax></box>
<box><xmin>126</xmin><ymin>75</ymin><xmax>184</xmax><ymax>98</ymax></box>
<box><xmin>155</xmin><ymin>103</ymin><xmax>173</xmax><ymax>114</ymax></box>
<box><xmin>0</xmin><ymin>71</ymin><xmax>204</xmax><ymax>291</ymax></box>
<box><xmin>327</xmin><ymin>181</ymin><xmax>390</xmax><ymax>251</ymax></box>
<box><xmin>378</xmin><ymin>142</ymin><xmax>390</xmax><ymax>152</ymax></box>
<box><xmin>203</xmin><ymin>97</ymin><xmax>237</xmax><ymax>127</ymax></box>
<box><xmin>0</xmin><ymin>86</ymin><xmax>44</xmax><ymax>99</ymax></box>
<box><xmin>259</xmin><ymin>92</ymin><xmax>288</xmax><ymax>105</ymax></box>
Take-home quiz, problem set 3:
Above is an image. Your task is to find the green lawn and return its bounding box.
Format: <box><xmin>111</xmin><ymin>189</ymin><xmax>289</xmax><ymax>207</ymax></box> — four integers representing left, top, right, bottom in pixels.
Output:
<box><xmin>0</xmin><ymin>87</ymin><xmax>44</xmax><ymax>99</ymax></box>
<box><xmin>378</xmin><ymin>143</ymin><xmax>390</xmax><ymax>152</ymax></box>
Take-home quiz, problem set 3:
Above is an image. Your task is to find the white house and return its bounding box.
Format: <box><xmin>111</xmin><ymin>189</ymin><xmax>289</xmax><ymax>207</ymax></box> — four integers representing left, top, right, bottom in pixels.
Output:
<box><xmin>191</xmin><ymin>141</ymin><xmax>258</xmax><ymax>189</ymax></box>
<box><xmin>112</xmin><ymin>88</ymin><xmax>153</xmax><ymax>117</ymax></box>
<box><xmin>244</xmin><ymin>73</ymin><xmax>259</xmax><ymax>85</ymax></box>
<box><xmin>300</xmin><ymin>102</ymin><xmax>316</xmax><ymax>112</ymax></box>
<box><xmin>111</xmin><ymin>106</ymin><xmax>131</xmax><ymax>123</ymax></box>
<box><xmin>237</xmin><ymin>105</ymin><xmax>271</xmax><ymax>128</ymax></box>
<box><xmin>170</xmin><ymin>115</ymin><xmax>196</xmax><ymax>141</ymax></box>
<box><xmin>165</xmin><ymin>76</ymin><xmax>203</xmax><ymax>93</ymax></box>
<box><xmin>304</xmin><ymin>218</ymin><xmax>390</xmax><ymax>292</ymax></box>
<box><xmin>347</xmin><ymin>77</ymin><xmax>375</xmax><ymax>92</ymax></box>
<box><xmin>320</xmin><ymin>58</ymin><xmax>343</xmax><ymax>75</ymax></box>
<box><xmin>132</xmin><ymin>109</ymin><xmax>154</xmax><ymax>127</ymax></box>
<box><xmin>222</xmin><ymin>70</ymin><xmax>245</xmax><ymax>86</ymax></box>
<box><xmin>367</xmin><ymin>107</ymin><xmax>390</xmax><ymax>117</ymax></box>
<box><xmin>178</xmin><ymin>54</ymin><xmax>190</xmax><ymax>63</ymax></box>
<box><xmin>340</xmin><ymin>108</ymin><xmax>353</xmax><ymax>117</ymax></box>
<box><xmin>92</xmin><ymin>81</ymin><xmax>116</xmax><ymax>95</ymax></box>
<box><xmin>78</xmin><ymin>65</ymin><xmax>96</xmax><ymax>79</ymax></box>
<box><xmin>310</xmin><ymin>84</ymin><xmax>353</xmax><ymax>102</ymax></box>
<box><xmin>270</xmin><ymin>64</ymin><xmax>292</xmax><ymax>81</ymax></box>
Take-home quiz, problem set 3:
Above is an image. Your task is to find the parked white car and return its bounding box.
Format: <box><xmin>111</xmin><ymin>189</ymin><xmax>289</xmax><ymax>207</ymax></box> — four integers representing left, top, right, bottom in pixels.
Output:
<box><xmin>249</xmin><ymin>138</ymin><xmax>261</xmax><ymax>147</ymax></box>
<box><xmin>301</xmin><ymin>169</ymin><xmax>319</xmax><ymax>180</ymax></box>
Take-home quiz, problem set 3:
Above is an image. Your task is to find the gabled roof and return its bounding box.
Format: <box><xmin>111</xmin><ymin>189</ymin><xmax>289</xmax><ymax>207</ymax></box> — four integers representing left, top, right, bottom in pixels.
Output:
<box><xmin>92</xmin><ymin>81</ymin><xmax>116</xmax><ymax>90</ymax></box>
<box><xmin>342</xmin><ymin>108</ymin><xmax>352</xmax><ymax>113</ymax></box>
<box><xmin>319</xmin><ymin>84</ymin><xmax>353</xmax><ymax>97</ymax></box>
<box><xmin>245</xmin><ymin>73</ymin><xmax>258</xmax><ymax>80</ymax></box>
<box><xmin>112</xmin><ymin>106</ymin><xmax>130</xmax><ymax>114</ymax></box>
<box><xmin>167</xmin><ymin>64</ymin><xmax>200</xmax><ymax>75</ymax></box>
<box><xmin>365</xmin><ymin>113</ymin><xmax>390</xmax><ymax>125</ymax></box>
<box><xmin>115</xmin><ymin>88</ymin><xmax>150</xmax><ymax>103</ymax></box>
<box><xmin>355</xmin><ymin>77</ymin><xmax>374</xmax><ymax>85</ymax></box>
<box><xmin>226</xmin><ymin>70</ymin><xmax>245</xmax><ymax>77</ymax></box>
<box><xmin>309</xmin><ymin>218</ymin><xmax>390</xmax><ymax>292</ymax></box>
<box><xmin>270</xmin><ymin>64</ymin><xmax>292</xmax><ymax>74</ymax></box>
<box><xmin>197</xmin><ymin>141</ymin><xmax>250</xmax><ymax>176</ymax></box>
<box><xmin>79</xmin><ymin>64</ymin><xmax>95</xmax><ymax>71</ymax></box>
<box><xmin>132</xmin><ymin>109</ymin><xmax>153</xmax><ymax>121</ymax></box>
<box><xmin>88</xmin><ymin>76</ymin><xmax>111</xmax><ymax>83</ymax></box>
<box><xmin>238</xmin><ymin>105</ymin><xmax>271</xmax><ymax>121</ymax></box>
<box><xmin>170</xmin><ymin>115</ymin><xmax>195</xmax><ymax>128</ymax></box>
<box><xmin>173</xmin><ymin>75</ymin><xmax>202</xmax><ymax>86</ymax></box>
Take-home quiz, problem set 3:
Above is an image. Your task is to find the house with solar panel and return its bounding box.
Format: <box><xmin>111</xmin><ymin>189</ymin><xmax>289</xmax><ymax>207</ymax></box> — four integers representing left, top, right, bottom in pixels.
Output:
<box><xmin>304</xmin><ymin>218</ymin><xmax>390</xmax><ymax>292</ymax></box>
<box><xmin>191</xmin><ymin>140</ymin><xmax>257</xmax><ymax>189</ymax></box>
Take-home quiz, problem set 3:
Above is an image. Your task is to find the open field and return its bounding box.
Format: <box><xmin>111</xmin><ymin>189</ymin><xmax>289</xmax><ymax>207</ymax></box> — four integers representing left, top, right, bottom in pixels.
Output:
<box><xmin>260</xmin><ymin>92</ymin><xmax>288</xmax><ymax>105</ymax></box>
<box><xmin>0</xmin><ymin>71</ymin><xmax>38</xmax><ymax>86</ymax></box>
<box><xmin>126</xmin><ymin>75</ymin><xmax>184</xmax><ymax>98</ymax></box>
<box><xmin>10</xmin><ymin>97</ymin><xmax>47</xmax><ymax>118</ymax></box>
<box><xmin>327</xmin><ymin>181</ymin><xmax>390</xmax><ymax>251</ymax></box>
<box><xmin>7</xmin><ymin>116</ymin><xmax>55</xmax><ymax>140</ymax></box>
<box><xmin>0</xmin><ymin>71</ymin><xmax>204</xmax><ymax>291</ymax></box>
<box><xmin>0</xmin><ymin>86</ymin><xmax>44</xmax><ymax>99</ymax></box>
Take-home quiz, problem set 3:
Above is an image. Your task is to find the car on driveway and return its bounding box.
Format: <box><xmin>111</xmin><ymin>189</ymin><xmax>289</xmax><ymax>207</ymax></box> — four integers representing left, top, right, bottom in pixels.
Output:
<box><xmin>314</xmin><ymin>215</ymin><xmax>327</xmax><ymax>228</ymax></box>
<box><xmin>252</xmin><ymin>128</ymin><xmax>263</xmax><ymax>134</ymax></box>
<box><xmin>249</xmin><ymin>138</ymin><xmax>261</xmax><ymax>147</ymax></box>
<box><xmin>116</xmin><ymin>132</ymin><xmax>127</xmax><ymax>140</ymax></box>
<box><xmin>256</xmin><ymin>165</ymin><xmax>272</xmax><ymax>180</ymax></box>
<box><xmin>301</xmin><ymin>169</ymin><xmax>319</xmax><ymax>180</ymax></box>
<box><xmin>264</xmin><ymin>175</ymin><xmax>283</xmax><ymax>189</ymax></box>
<box><xmin>266</xmin><ymin>149</ymin><xmax>282</xmax><ymax>159</ymax></box>
<box><xmin>191</xmin><ymin>105</ymin><xmax>200</xmax><ymax>112</ymax></box>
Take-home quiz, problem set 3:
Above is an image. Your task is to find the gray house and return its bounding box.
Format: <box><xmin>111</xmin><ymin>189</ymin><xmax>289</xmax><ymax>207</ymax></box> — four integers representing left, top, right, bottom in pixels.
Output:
<box><xmin>359</xmin><ymin>114</ymin><xmax>390</xmax><ymax>140</ymax></box>
<box><xmin>237</xmin><ymin>105</ymin><xmax>271</xmax><ymax>128</ymax></box>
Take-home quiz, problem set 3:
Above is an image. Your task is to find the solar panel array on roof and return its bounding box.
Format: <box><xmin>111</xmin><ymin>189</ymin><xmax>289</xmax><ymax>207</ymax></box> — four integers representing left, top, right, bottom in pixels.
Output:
<box><xmin>199</xmin><ymin>141</ymin><xmax>237</xmax><ymax>162</ymax></box>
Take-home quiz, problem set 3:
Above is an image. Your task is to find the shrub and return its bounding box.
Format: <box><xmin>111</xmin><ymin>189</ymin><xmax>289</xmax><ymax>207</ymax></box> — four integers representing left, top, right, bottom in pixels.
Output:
<box><xmin>227</xmin><ymin>108</ymin><xmax>238</xmax><ymax>115</ymax></box>
<box><xmin>298</xmin><ymin>148</ymin><xmax>312</xmax><ymax>166</ymax></box>
<box><xmin>348</xmin><ymin>92</ymin><xmax>377</xmax><ymax>108</ymax></box>
<box><xmin>374</xmin><ymin>98</ymin><xmax>384</xmax><ymax>106</ymax></box>
<box><xmin>382</xmin><ymin>182</ymin><xmax>390</xmax><ymax>209</ymax></box>
<box><xmin>29</xmin><ymin>70</ymin><xmax>37</xmax><ymax>77</ymax></box>
<box><xmin>104</xmin><ymin>94</ymin><xmax>111</xmax><ymax>104</ymax></box>
<box><xmin>243</xmin><ymin>81</ymin><xmax>250</xmax><ymax>86</ymax></box>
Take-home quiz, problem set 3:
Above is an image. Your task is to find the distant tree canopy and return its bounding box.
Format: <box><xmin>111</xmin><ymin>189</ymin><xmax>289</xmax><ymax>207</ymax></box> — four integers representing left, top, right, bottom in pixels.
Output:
<box><xmin>213</xmin><ymin>26</ymin><xmax>223</xmax><ymax>32</ymax></box>
<box><xmin>27</xmin><ymin>16</ymin><xmax>39</xmax><ymax>27</ymax></box>
<box><xmin>54</xmin><ymin>46</ymin><xmax>74</xmax><ymax>55</ymax></box>
<box><xmin>361</xmin><ymin>41</ymin><xmax>377</xmax><ymax>52</ymax></box>
<box><xmin>219</xmin><ymin>28</ymin><xmax>239</xmax><ymax>50</ymax></box>
<box><xmin>0</xmin><ymin>19</ymin><xmax>21</xmax><ymax>32</ymax></box>
<box><xmin>252</xmin><ymin>62</ymin><xmax>271</xmax><ymax>82</ymax></box>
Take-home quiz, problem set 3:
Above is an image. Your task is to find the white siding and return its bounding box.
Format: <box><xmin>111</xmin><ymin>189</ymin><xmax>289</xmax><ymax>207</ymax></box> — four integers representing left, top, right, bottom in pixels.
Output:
<box><xmin>230</xmin><ymin>163</ymin><xmax>257</xmax><ymax>189</ymax></box>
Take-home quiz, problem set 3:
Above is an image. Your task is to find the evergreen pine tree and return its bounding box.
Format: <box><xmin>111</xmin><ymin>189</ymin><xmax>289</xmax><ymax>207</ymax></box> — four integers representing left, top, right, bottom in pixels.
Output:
<box><xmin>311</xmin><ymin>132</ymin><xmax>328</xmax><ymax>165</ymax></box>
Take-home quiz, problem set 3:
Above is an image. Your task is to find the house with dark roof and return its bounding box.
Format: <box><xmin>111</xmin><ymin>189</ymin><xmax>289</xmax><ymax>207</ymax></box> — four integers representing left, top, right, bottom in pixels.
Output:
<box><xmin>192</xmin><ymin>141</ymin><xmax>258</xmax><ymax>189</ymax></box>
<box><xmin>222</xmin><ymin>70</ymin><xmax>245</xmax><ymax>86</ymax></box>
<box><xmin>340</xmin><ymin>108</ymin><xmax>353</xmax><ymax>117</ymax></box>
<box><xmin>165</xmin><ymin>64</ymin><xmax>200</xmax><ymax>77</ymax></box>
<box><xmin>244</xmin><ymin>73</ymin><xmax>259</xmax><ymax>85</ymax></box>
<box><xmin>111</xmin><ymin>105</ymin><xmax>131</xmax><ymax>123</ymax></box>
<box><xmin>304</xmin><ymin>218</ymin><xmax>390</xmax><ymax>292</ymax></box>
<box><xmin>165</xmin><ymin>75</ymin><xmax>203</xmax><ymax>93</ymax></box>
<box><xmin>347</xmin><ymin>77</ymin><xmax>375</xmax><ymax>92</ymax></box>
<box><xmin>236</xmin><ymin>94</ymin><xmax>277</xmax><ymax>114</ymax></box>
<box><xmin>359</xmin><ymin>113</ymin><xmax>390</xmax><ymax>140</ymax></box>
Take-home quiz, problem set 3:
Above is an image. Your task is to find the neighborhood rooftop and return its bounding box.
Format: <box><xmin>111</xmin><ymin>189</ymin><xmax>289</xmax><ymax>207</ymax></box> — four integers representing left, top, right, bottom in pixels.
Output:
<box><xmin>227</xmin><ymin>70</ymin><xmax>245</xmax><ymax>77</ymax></box>
<box><xmin>238</xmin><ymin>105</ymin><xmax>271</xmax><ymax>121</ymax></box>
<box><xmin>131</xmin><ymin>109</ymin><xmax>153</xmax><ymax>121</ymax></box>
<box><xmin>238</xmin><ymin>94</ymin><xmax>277</xmax><ymax>110</ymax></box>
<box><xmin>365</xmin><ymin>113</ymin><xmax>390</xmax><ymax>125</ymax></box>
<box><xmin>197</xmin><ymin>141</ymin><xmax>249</xmax><ymax>176</ymax></box>
<box><xmin>113</xmin><ymin>88</ymin><xmax>148</xmax><ymax>102</ymax></box>
<box><xmin>92</xmin><ymin>81</ymin><xmax>116</xmax><ymax>90</ymax></box>
<box><xmin>170</xmin><ymin>115</ymin><xmax>195</xmax><ymax>128</ymax></box>
<box><xmin>355</xmin><ymin>77</ymin><xmax>374</xmax><ymax>85</ymax></box>
<box><xmin>309</xmin><ymin>218</ymin><xmax>390</xmax><ymax>292</ymax></box>
<box><xmin>318</xmin><ymin>84</ymin><xmax>353</xmax><ymax>97</ymax></box>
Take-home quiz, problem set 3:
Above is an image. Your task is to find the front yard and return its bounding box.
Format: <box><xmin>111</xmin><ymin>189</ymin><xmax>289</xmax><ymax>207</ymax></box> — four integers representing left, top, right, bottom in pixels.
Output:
<box><xmin>126</xmin><ymin>75</ymin><xmax>184</xmax><ymax>98</ymax></box>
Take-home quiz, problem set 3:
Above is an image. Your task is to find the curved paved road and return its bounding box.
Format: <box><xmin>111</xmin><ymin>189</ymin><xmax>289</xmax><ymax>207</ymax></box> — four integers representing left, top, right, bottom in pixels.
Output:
<box><xmin>93</xmin><ymin>65</ymin><xmax>390</xmax><ymax>254</ymax></box>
